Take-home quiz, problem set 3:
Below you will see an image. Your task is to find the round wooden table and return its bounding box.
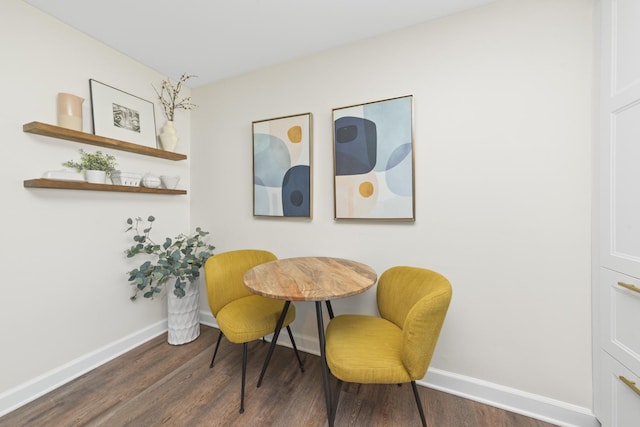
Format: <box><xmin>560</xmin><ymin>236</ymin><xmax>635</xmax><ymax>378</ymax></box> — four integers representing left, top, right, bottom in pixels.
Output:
<box><xmin>243</xmin><ymin>257</ymin><xmax>377</xmax><ymax>426</ymax></box>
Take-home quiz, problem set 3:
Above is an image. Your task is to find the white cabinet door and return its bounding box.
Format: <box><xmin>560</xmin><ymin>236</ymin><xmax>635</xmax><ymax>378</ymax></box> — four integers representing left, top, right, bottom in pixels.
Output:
<box><xmin>600</xmin><ymin>0</ymin><xmax>640</xmax><ymax>279</ymax></box>
<box><xmin>600</xmin><ymin>352</ymin><xmax>640</xmax><ymax>427</ymax></box>
<box><xmin>597</xmin><ymin>1</ymin><xmax>640</xmax><ymax>424</ymax></box>
<box><xmin>600</xmin><ymin>268</ymin><xmax>640</xmax><ymax>374</ymax></box>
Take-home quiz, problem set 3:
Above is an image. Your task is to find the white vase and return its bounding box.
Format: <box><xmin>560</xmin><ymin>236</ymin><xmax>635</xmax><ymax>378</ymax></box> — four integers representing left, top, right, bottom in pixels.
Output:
<box><xmin>84</xmin><ymin>170</ymin><xmax>107</xmax><ymax>184</ymax></box>
<box><xmin>159</xmin><ymin>120</ymin><xmax>179</xmax><ymax>152</ymax></box>
<box><xmin>167</xmin><ymin>282</ymin><xmax>201</xmax><ymax>345</ymax></box>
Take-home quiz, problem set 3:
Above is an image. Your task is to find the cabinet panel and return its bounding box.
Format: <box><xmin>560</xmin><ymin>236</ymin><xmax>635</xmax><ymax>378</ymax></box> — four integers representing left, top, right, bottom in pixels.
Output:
<box><xmin>601</xmin><ymin>268</ymin><xmax>640</xmax><ymax>374</ymax></box>
<box><xmin>600</xmin><ymin>0</ymin><xmax>640</xmax><ymax>277</ymax></box>
<box><xmin>613</xmin><ymin>0</ymin><xmax>640</xmax><ymax>94</ymax></box>
<box><xmin>610</xmin><ymin>101</ymin><xmax>640</xmax><ymax>262</ymax></box>
<box><xmin>600</xmin><ymin>352</ymin><xmax>640</xmax><ymax>427</ymax></box>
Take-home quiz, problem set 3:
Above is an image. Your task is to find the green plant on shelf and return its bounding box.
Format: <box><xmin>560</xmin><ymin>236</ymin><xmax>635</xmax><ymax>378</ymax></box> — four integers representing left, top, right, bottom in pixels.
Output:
<box><xmin>62</xmin><ymin>149</ymin><xmax>117</xmax><ymax>174</ymax></box>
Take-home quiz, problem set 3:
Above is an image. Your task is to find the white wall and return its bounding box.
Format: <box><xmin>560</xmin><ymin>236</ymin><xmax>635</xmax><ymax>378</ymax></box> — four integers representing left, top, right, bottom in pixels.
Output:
<box><xmin>0</xmin><ymin>0</ymin><xmax>191</xmax><ymax>403</ymax></box>
<box><xmin>191</xmin><ymin>0</ymin><xmax>594</xmax><ymax>413</ymax></box>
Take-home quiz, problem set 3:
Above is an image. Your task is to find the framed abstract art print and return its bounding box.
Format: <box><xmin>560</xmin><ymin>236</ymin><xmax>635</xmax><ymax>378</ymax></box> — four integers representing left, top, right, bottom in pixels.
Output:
<box><xmin>332</xmin><ymin>95</ymin><xmax>415</xmax><ymax>221</ymax></box>
<box><xmin>252</xmin><ymin>113</ymin><xmax>312</xmax><ymax>218</ymax></box>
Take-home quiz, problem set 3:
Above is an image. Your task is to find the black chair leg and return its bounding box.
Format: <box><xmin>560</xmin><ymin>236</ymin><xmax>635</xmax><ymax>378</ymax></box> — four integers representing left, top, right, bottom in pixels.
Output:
<box><xmin>286</xmin><ymin>325</ymin><xmax>304</xmax><ymax>372</ymax></box>
<box><xmin>240</xmin><ymin>343</ymin><xmax>247</xmax><ymax>414</ymax></box>
<box><xmin>331</xmin><ymin>379</ymin><xmax>343</xmax><ymax>425</ymax></box>
<box><xmin>209</xmin><ymin>330</ymin><xmax>224</xmax><ymax>368</ymax></box>
<box><xmin>411</xmin><ymin>381</ymin><xmax>427</xmax><ymax>427</ymax></box>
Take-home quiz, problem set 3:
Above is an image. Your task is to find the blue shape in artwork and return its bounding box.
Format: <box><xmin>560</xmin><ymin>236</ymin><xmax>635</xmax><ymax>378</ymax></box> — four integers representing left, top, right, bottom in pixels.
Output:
<box><xmin>334</xmin><ymin>116</ymin><xmax>377</xmax><ymax>176</ymax></box>
<box><xmin>282</xmin><ymin>165</ymin><xmax>310</xmax><ymax>217</ymax></box>
<box><xmin>385</xmin><ymin>143</ymin><xmax>413</xmax><ymax>197</ymax></box>
<box><xmin>254</xmin><ymin>182</ymin><xmax>270</xmax><ymax>214</ymax></box>
<box><xmin>254</xmin><ymin>133</ymin><xmax>291</xmax><ymax>187</ymax></box>
<box><xmin>363</xmin><ymin>97</ymin><xmax>412</xmax><ymax>172</ymax></box>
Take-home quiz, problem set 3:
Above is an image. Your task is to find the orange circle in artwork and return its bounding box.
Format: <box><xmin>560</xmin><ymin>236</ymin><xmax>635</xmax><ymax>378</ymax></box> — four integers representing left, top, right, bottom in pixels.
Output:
<box><xmin>288</xmin><ymin>126</ymin><xmax>302</xmax><ymax>143</ymax></box>
<box><xmin>359</xmin><ymin>181</ymin><xmax>374</xmax><ymax>198</ymax></box>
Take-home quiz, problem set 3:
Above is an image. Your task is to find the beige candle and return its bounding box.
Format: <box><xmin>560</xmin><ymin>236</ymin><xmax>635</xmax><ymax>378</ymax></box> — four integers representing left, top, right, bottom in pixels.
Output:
<box><xmin>57</xmin><ymin>93</ymin><xmax>84</xmax><ymax>131</ymax></box>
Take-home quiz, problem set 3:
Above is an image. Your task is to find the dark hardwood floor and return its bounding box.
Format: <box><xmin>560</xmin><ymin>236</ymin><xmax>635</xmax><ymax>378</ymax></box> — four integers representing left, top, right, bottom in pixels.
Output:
<box><xmin>0</xmin><ymin>326</ymin><xmax>557</xmax><ymax>426</ymax></box>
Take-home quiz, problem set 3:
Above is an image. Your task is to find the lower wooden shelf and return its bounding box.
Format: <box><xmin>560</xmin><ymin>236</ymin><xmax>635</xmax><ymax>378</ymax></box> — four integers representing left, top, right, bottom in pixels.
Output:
<box><xmin>24</xmin><ymin>179</ymin><xmax>187</xmax><ymax>195</ymax></box>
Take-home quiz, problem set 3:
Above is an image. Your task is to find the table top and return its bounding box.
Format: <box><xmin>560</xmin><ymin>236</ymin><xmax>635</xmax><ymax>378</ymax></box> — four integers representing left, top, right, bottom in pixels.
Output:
<box><xmin>243</xmin><ymin>256</ymin><xmax>377</xmax><ymax>301</ymax></box>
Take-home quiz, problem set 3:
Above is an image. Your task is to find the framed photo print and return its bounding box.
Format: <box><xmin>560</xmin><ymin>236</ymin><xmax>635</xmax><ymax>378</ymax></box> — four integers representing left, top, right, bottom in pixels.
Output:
<box><xmin>252</xmin><ymin>113</ymin><xmax>312</xmax><ymax>218</ymax></box>
<box><xmin>89</xmin><ymin>79</ymin><xmax>157</xmax><ymax>147</ymax></box>
<box><xmin>333</xmin><ymin>95</ymin><xmax>415</xmax><ymax>221</ymax></box>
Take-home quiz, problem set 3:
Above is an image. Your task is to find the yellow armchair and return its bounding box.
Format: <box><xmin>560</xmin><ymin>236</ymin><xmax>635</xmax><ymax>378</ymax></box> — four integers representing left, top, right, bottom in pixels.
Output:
<box><xmin>325</xmin><ymin>266</ymin><xmax>452</xmax><ymax>426</ymax></box>
<box><xmin>204</xmin><ymin>249</ymin><xmax>304</xmax><ymax>413</ymax></box>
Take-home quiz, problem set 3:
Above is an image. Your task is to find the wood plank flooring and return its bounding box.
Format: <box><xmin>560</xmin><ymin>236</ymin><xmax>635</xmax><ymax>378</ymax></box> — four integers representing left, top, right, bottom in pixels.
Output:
<box><xmin>0</xmin><ymin>326</ymin><xmax>557</xmax><ymax>426</ymax></box>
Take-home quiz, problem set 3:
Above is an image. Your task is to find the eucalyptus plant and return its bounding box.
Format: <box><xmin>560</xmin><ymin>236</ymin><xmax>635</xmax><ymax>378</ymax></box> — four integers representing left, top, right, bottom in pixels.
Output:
<box><xmin>125</xmin><ymin>216</ymin><xmax>215</xmax><ymax>300</ymax></box>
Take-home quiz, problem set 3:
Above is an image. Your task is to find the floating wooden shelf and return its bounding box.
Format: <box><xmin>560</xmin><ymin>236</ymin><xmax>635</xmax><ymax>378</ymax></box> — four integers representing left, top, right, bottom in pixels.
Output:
<box><xmin>24</xmin><ymin>179</ymin><xmax>187</xmax><ymax>195</ymax></box>
<box><xmin>23</xmin><ymin>121</ymin><xmax>187</xmax><ymax>161</ymax></box>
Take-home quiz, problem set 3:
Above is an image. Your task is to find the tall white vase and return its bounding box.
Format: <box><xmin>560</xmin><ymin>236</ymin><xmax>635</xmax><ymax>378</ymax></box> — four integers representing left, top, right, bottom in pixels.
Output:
<box><xmin>167</xmin><ymin>282</ymin><xmax>201</xmax><ymax>345</ymax></box>
<box><xmin>159</xmin><ymin>120</ymin><xmax>179</xmax><ymax>152</ymax></box>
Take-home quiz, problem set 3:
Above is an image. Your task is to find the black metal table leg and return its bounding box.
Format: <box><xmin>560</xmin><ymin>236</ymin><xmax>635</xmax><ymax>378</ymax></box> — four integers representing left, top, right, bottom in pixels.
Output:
<box><xmin>257</xmin><ymin>300</ymin><xmax>291</xmax><ymax>388</ymax></box>
<box><xmin>316</xmin><ymin>301</ymin><xmax>333</xmax><ymax>427</ymax></box>
<box><xmin>325</xmin><ymin>300</ymin><xmax>335</xmax><ymax>319</ymax></box>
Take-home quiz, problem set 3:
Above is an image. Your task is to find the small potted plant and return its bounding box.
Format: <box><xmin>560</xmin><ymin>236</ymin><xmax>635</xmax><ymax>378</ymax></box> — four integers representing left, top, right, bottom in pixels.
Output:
<box><xmin>63</xmin><ymin>149</ymin><xmax>117</xmax><ymax>184</ymax></box>
<box><xmin>125</xmin><ymin>216</ymin><xmax>215</xmax><ymax>345</ymax></box>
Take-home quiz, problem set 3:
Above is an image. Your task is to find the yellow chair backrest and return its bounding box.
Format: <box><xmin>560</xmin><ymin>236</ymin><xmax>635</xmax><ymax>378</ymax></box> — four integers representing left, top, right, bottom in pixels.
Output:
<box><xmin>204</xmin><ymin>249</ymin><xmax>277</xmax><ymax>316</ymax></box>
<box><xmin>377</xmin><ymin>266</ymin><xmax>452</xmax><ymax>380</ymax></box>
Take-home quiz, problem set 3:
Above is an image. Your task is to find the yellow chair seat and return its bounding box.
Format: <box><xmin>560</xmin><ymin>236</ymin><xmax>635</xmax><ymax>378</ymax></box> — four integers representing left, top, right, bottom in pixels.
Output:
<box><xmin>326</xmin><ymin>314</ymin><xmax>410</xmax><ymax>384</ymax></box>
<box><xmin>217</xmin><ymin>295</ymin><xmax>296</xmax><ymax>344</ymax></box>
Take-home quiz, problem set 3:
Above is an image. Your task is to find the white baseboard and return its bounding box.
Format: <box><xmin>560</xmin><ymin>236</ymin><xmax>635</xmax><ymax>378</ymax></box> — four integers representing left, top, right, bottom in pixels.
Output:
<box><xmin>199</xmin><ymin>310</ymin><xmax>217</xmax><ymax>328</ymax></box>
<box><xmin>1</xmin><ymin>313</ymin><xmax>600</xmax><ymax>427</ymax></box>
<box><xmin>0</xmin><ymin>320</ymin><xmax>167</xmax><ymax>417</ymax></box>
<box><xmin>421</xmin><ymin>369</ymin><xmax>599</xmax><ymax>427</ymax></box>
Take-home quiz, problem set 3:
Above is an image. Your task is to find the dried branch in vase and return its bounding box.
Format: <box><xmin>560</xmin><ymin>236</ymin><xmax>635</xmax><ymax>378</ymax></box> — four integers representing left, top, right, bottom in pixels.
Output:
<box><xmin>153</xmin><ymin>73</ymin><xmax>197</xmax><ymax>121</ymax></box>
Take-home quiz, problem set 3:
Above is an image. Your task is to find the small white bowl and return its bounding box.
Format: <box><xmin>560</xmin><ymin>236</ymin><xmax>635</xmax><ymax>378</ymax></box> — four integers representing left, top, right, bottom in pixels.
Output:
<box><xmin>141</xmin><ymin>174</ymin><xmax>161</xmax><ymax>188</ymax></box>
<box><xmin>160</xmin><ymin>175</ymin><xmax>180</xmax><ymax>189</ymax></box>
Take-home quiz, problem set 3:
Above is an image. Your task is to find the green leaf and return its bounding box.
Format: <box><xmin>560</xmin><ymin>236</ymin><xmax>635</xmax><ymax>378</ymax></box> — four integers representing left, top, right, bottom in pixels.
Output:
<box><xmin>163</xmin><ymin>238</ymin><xmax>172</xmax><ymax>250</ymax></box>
